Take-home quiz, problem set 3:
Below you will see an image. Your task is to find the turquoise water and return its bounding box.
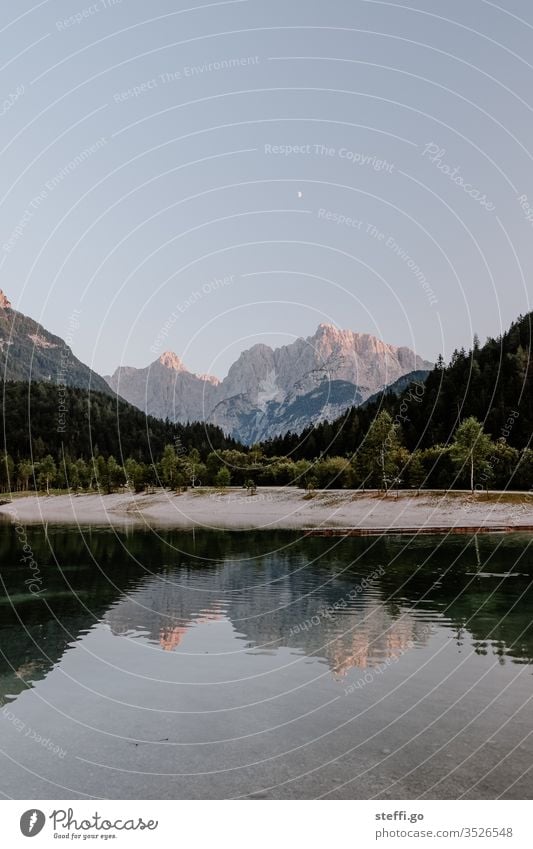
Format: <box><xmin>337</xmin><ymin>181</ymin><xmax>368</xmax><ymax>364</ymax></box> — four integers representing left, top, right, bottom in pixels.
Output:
<box><xmin>0</xmin><ymin>527</ymin><xmax>532</xmax><ymax>799</ymax></box>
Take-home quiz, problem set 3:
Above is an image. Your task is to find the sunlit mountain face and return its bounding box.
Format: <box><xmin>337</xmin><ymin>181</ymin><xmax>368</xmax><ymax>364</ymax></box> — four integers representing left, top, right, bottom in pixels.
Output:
<box><xmin>105</xmin><ymin>324</ymin><xmax>432</xmax><ymax>443</ymax></box>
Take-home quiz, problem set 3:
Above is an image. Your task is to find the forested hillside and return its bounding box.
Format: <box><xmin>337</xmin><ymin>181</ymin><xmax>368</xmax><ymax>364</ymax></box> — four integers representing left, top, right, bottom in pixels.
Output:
<box><xmin>2</xmin><ymin>312</ymin><xmax>532</xmax><ymax>495</ymax></box>
<box><xmin>0</xmin><ymin>380</ymin><xmax>241</xmax><ymax>491</ymax></box>
<box><xmin>262</xmin><ymin>313</ymin><xmax>533</xmax><ymax>459</ymax></box>
<box><xmin>0</xmin><ymin>300</ymin><xmax>112</xmax><ymax>395</ymax></box>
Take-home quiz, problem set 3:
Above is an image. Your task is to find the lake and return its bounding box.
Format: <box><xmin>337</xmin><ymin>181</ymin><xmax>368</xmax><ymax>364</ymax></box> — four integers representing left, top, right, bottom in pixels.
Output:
<box><xmin>0</xmin><ymin>526</ymin><xmax>532</xmax><ymax>799</ymax></box>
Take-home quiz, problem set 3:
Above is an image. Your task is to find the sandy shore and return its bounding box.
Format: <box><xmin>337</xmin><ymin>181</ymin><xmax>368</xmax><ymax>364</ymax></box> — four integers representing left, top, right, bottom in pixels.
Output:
<box><xmin>0</xmin><ymin>487</ymin><xmax>532</xmax><ymax>532</ymax></box>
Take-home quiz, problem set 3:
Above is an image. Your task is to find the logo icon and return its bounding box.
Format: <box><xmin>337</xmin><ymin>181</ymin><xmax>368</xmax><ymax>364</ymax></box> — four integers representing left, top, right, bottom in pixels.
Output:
<box><xmin>20</xmin><ymin>810</ymin><xmax>46</xmax><ymax>837</ymax></box>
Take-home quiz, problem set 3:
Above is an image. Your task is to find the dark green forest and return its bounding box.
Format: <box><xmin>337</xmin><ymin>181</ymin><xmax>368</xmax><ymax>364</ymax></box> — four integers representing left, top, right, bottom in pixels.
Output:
<box><xmin>1</xmin><ymin>312</ymin><xmax>532</xmax><ymax>494</ymax></box>
<box><xmin>0</xmin><ymin>380</ymin><xmax>241</xmax><ymax>493</ymax></box>
<box><xmin>262</xmin><ymin>313</ymin><xmax>533</xmax><ymax>459</ymax></box>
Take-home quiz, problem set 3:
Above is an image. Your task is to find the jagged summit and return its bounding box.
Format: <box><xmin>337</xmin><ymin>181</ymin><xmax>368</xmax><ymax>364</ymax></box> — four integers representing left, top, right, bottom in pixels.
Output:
<box><xmin>106</xmin><ymin>324</ymin><xmax>432</xmax><ymax>443</ymax></box>
<box><xmin>157</xmin><ymin>351</ymin><xmax>220</xmax><ymax>384</ymax></box>
<box><xmin>158</xmin><ymin>351</ymin><xmax>186</xmax><ymax>372</ymax></box>
<box><xmin>0</xmin><ymin>294</ymin><xmax>112</xmax><ymax>394</ymax></box>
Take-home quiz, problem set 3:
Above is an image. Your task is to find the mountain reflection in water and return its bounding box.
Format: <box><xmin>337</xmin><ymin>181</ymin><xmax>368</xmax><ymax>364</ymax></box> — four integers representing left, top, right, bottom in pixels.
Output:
<box><xmin>1</xmin><ymin>526</ymin><xmax>532</xmax><ymax>705</ymax></box>
<box><xmin>1</xmin><ymin>526</ymin><xmax>533</xmax><ymax>800</ymax></box>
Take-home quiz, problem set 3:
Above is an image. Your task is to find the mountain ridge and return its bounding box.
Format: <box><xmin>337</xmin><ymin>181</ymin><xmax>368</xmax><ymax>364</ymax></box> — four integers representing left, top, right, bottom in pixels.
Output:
<box><xmin>0</xmin><ymin>290</ymin><xmax>433</xmax><ymax>443</ymax></box>
<box><xmin>106</xmin><ymin>323</ymin><xmax>432</xmax><ymax>442</ymax></box>
<box><xmin>0</xmin><ymin>290</ymin><xmax>113</xmax><ymax>396</ymax></box>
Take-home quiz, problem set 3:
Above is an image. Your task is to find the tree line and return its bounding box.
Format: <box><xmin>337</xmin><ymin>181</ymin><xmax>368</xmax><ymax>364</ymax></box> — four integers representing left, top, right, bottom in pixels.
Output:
<box><xmin>2</xmin><ymin>411</ymin><xmax>531</xmax><ymax>495</ymax></box>
<box><xmin>1</xmin><ymin>310</ymin><xmax>533</xmax><ymax>495</ymax></box>
<box><xmin>263</xmin><ymin>313</ymin><xmax>533</xmax><ymax>459</ymax></box>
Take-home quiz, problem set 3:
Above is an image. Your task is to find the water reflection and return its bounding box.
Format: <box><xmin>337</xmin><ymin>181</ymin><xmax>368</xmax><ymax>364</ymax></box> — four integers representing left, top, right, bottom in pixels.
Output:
<box><xmin>103</xmin><ymin>569</ymin><xmax>432</xmax><ymax>677</ymax></box>
<box><xmin>1</xmin><ymin>527</ymin><xmax>533</xmax><ymax>706</ymax></box>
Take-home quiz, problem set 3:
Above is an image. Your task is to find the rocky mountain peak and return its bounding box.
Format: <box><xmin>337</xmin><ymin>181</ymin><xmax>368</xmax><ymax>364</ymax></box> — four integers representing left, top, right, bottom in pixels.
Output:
<box><xmin>0</xmin><ymin>290</ymin><xmax>12</xmax><ymax>309</ymax></box>
<box><xmin>315</xmin><ymin>322</ymin><xmax>339</xmax><ymax>335</ymax></box>
<box><xmin>106</xmin><ymin>325</ymin><xmax>432</xmax><ymax>443</ymax></box>
<box><xmin>158</xmin><ymin>351</ymin><xmax>186</xmax><ymax>372</ymax></box>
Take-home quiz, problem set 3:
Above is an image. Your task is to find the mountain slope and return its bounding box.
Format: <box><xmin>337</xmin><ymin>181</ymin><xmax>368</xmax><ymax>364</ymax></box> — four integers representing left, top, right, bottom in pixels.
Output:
<box><xmin>105</xmin><ymin>352</ymin><xmax>219</xmax><ymax>423</ymax></box>
<box><xmin>209</xmin><ymin>380</ymin><xmax>364</xmax><ymax>444</ymax></box>
<box><xmin>106</xmin><ymin>324</ymin><xmax>432</xmax><ymax>443</ymax></box>
<box><xmin>262</xmin><ymin>312</ymin><xmax>533</xmax><ymax>459</ymax></box>
<box><xmin>362</xmin><ymin>370</ymin><xmax>431</xmax><ymax>407</ymax></box>
<box><xmin>0</xmin><ymin>380</ymin><xmax>240</xmax><ymax>463</ymax></box>
<box><xmin>0</xmin><ymin>290</ymin><xmax>112</xmax><ymax>395</ymax></box>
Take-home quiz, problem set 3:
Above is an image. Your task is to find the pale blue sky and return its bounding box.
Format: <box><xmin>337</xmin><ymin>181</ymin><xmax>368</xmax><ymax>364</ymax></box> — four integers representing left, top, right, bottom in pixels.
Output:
<box><xmin>1</xmin><ymin>0</ymin><xmax>532</xmax><ymax>379</ymax></box>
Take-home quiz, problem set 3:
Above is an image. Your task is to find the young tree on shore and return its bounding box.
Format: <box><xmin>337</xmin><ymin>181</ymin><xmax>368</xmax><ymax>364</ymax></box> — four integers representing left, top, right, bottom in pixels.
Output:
<box><xmin>95</xmin><ymin>455</ymin><xmax>109</xmax><ymax>493</ymax></box>
<box><xmin>17</xmin><ymin>459</ymin><xmax>34</xmax><ymax>492</ymax></box>
<box><xmin>359</xmin><ymin>411</ymin><xmax>402</xmax><ymax>491</ymax></box>
<box><xmin>187</xmin><ymin>448</ymin><xmax>201</xmax><ymax>487</ymax></box>
<box><xmin>215</xmin><ymin>466</ymin><xmax>231</xmax><ymax>487</ymax></box>
<box><xmin>160</xmin><ymin>444</ymin><xmax>178</xmax><ymax>488</ymax></box>
<box><xmin>125</xmin><ymin>458</ymin><xmax>146</xmax><ymax>493</ymax></box>
<box><xmin>0</xmin><ymin>452</ymin><xmax>14</xmax><ymax>493</ymax></box>
<box><xmin>38</xmin><ymin>454</ymin><xmax>56</xmax><ymax>495</ymax></box>
<box><xmin>451</xmin><ymin>417</ymin><xmax>493</xmax><ymax>493</ymax></box>
<box><xmin>407</xmin><ymin>452</ymin><xmax>426</xmax><ymax>494</ymax></box>
<box><xmin>76</xmin><ymin>458</ymin><xmax>91</xmax><ymax>490</ymax></box>
<box><xmin>107</xmin><ymin>456</ymin><xmax>125</xmax><ymax>492</ymax></box>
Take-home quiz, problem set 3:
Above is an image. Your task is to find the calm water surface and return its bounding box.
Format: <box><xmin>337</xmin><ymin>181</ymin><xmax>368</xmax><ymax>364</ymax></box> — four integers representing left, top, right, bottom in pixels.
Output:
<box><xmin>0</xmin><ymin>527</ymin><xmax>532</xmax><ymax>799</ymax></box>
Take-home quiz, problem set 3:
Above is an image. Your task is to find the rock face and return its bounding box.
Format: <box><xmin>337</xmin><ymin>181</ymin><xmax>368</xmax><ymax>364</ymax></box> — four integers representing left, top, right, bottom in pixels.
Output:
<box><xmin>0</xmin><ymin>291</ymin><xmax>113</xmax><ymax>394</ymax></box>
<box><xmin>105</xmin><ymin>354</ymin><xmax>219</xmax><ymax>423</ymax></box>
<box><xmin>106</xmin><ymin>324</ymin><xmax>432</xmax><ymax>443</ymax></box>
